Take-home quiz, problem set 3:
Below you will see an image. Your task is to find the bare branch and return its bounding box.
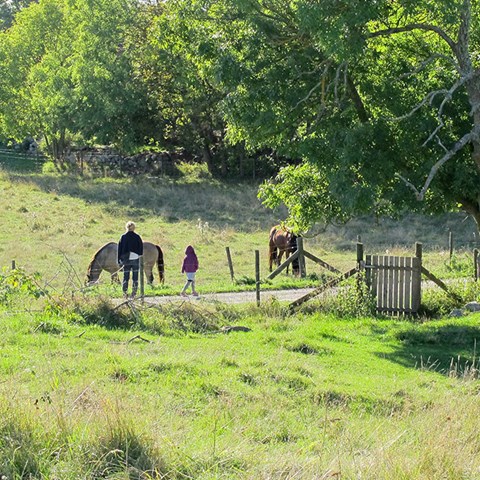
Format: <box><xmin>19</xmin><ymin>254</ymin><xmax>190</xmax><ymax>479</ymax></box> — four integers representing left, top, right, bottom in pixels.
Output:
<box><xmin>397</xmin><ymin>128</ymin><xmax>479</xmax><ymax>200</ymax></box>
<box><xmin>292</xmin><ymin>62</ymin><xmax>331</xmax><ymax>110</ymax></box>
<box><xmin>399</xmin><ymin>53</ymin><xmax>458</xmax><ymax>79</ymax></box>
<box><xmin>395</xmin><ymin>173</ymin><xmax>422</xmax><ymax>199</ymax></box>
<box><xmin>436</xmin><ymin>136</ymin><xmax>449</xmax><ymax>153</ymax></box>
<box><xmin>390</xmin><ymin>89</ymin><xmax>448</xmax><ymax>122</ymax></box>
<box><xmin>369</xmin><ymin>23</ymin><xmax>457</xmax><ymax>53</ymax></box>
<box><xmin>422</xmin><ymin>72</ymin><xmax>475</xmax><ymax>146</ymax></box>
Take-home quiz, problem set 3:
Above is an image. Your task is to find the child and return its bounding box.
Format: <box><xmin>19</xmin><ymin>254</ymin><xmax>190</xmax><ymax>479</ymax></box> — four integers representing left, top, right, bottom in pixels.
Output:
<box><xmin>180</xmin><ymin>245</ymin><xmax>199</xmax><ymax>297</ymax></box>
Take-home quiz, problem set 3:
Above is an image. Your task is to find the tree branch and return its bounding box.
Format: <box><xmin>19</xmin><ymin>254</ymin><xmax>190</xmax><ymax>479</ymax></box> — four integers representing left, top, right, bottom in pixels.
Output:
<box><xmin>396</xmin><ymin>128</ymin><xmax>479</xmax><ymax>200</ymax></box>
<box><xmin>399</xmin><ymin>53</ymin><xmax>458</xmax><ymax>80</ymax></box>
<box><xmin>369</xmin><ymin>23</ymin><xmax>457</xmax><ymax>53</ymax></box>
<box><xmin>390</xmin><ymin>89</ymin><xmax>448</xmax><ymax>122</ymax></box>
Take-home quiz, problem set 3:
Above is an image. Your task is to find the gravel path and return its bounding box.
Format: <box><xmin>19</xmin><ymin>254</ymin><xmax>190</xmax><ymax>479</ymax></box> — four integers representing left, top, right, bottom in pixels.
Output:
<box><xmin>141</xmin><ymin>288</ymin><xmax>316</xmax><ymax>306</ymax></box>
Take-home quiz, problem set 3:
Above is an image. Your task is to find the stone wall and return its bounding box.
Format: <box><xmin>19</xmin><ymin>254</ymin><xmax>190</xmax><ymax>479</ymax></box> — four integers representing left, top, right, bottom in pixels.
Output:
<box><xmin>65</xmin><ymin>149</ymin><xmax>181</xmax><ymax>177</ymax></box>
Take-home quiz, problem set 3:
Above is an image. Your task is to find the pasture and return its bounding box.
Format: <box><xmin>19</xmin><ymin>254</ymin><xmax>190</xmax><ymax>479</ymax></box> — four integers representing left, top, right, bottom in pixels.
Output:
<box><xmin>1</xmin><ymin>161</ymin><xmax>480</xmax><ymax>478</ymax></box>
<box><xmin>0</xmin><ymin>161</ymin><xmax>478</xmax><ymax>297</ymax></box>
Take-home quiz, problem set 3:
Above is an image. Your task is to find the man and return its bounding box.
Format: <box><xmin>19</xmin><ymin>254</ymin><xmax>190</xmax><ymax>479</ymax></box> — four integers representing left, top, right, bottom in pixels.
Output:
<box><xmin>118</xmin><ymin>221</ymin><xmax>143</xmax><ymax>299</ymax></box>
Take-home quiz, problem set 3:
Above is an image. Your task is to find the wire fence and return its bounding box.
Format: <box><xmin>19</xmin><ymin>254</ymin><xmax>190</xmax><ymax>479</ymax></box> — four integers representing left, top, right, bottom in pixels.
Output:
<box><xmin>0</xmin><ymin>148</ymin><xmax>47</xmax><ymax>173</ymax></box>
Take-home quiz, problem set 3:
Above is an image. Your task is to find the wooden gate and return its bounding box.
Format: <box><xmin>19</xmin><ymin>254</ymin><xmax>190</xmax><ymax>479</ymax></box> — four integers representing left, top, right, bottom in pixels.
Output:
<box><xmin>365</xmin><ymin>254</ymin><xmax>421</xmax><ymax>314</ymax></box>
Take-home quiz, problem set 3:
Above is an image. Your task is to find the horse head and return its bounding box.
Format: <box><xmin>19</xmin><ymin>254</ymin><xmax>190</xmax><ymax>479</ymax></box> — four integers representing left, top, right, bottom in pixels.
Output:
<box><xmin>85</xmin><ymin>256</ymin><xmax>101</xmax><ymax>286</ymax></box>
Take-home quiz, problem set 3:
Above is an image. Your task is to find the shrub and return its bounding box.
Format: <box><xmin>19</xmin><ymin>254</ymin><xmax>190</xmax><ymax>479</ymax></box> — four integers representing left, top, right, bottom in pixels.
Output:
<box><xmin>420</xmin><ymin>279</ymin><xmax>480</xmax><ymax>317</ymax></box>
<box><xmin>45</xmin><ymin>295</ymin><xmax>136</xmax><ymax>329</ymax></box>
<box><xmin>0</xmin><ymin>267</ymin><xmax>45</xmax><ymax>307</ymax></box>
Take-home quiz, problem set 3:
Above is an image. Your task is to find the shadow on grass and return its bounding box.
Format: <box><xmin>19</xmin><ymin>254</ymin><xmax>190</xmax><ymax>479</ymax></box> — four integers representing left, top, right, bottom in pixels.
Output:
<box><xmin>5</xmin><ymin>171</ymin><xmax>280</xmax><ymax>232</ymax></box>
<box><xmin>375</xmin><ymin>322</ymin><xmax>480</xmax><ymax>375</ymax></box>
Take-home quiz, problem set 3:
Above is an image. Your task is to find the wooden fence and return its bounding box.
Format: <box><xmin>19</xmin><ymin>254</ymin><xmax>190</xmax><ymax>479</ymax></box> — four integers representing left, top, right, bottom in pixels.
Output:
<box><xmin>365</xmin><ymin>254</ymin><xmax>421</xmax><ymax>314</ymax></box>
<box><xmin>288</xmin><ymin>242</ymin><xmax>458</xmax><ymax>314</ymax></box>
<box><xmin>0</xmin><ymin>148</ymin><xmax>46</xmax><ymax>172</ymax></box>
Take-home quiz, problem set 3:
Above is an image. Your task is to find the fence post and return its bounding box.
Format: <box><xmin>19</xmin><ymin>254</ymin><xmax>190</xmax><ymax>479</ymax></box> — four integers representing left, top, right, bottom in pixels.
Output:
<box><xmin>475</xmin><ymin>248</ymin><xmax>479</xmax><ymax>281</ymax></box>
<box><xmin>297</xmin><ymin>237</ymin><xmax>306</xmax><ymax>278</ymax></box>
<box><xmin>415</xmin><ymin>242</ymin><xmax>423</xmax><ymax>260</ymax></box>
<box><xmin>448</xmin><ymin>231</ymin><xmax>453</xmax><ymax>260</ymax></box>
<box><xmin>356</xmin><ymin>242</ymin><xmax>364</xmax><ymax>294</ymax></box>
<box><xmin>255</xmin><ymin>250</ymin><xmax>260</xmax><ymax>306</ymax></box>
<box><xmin>139</xmin><ymin>256</ymin><xmax>145</xmax><ymax>300</ymax></box>
<box><xmin>11</xmin><ymin>260</ymin><xmax>16</xmax><ymax>270</ymax></box>
<box><xmin>225</xmin><ymin>247</ymin><xmax>235</xmax><ymax>282</ymax></box>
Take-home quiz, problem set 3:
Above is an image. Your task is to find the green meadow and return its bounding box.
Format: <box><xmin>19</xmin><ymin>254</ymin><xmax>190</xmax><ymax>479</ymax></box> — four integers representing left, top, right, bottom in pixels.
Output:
<box><xmin>1</xmin><ymin>160</ymin><xmax>480</xmax><ymax>478</ymax></box>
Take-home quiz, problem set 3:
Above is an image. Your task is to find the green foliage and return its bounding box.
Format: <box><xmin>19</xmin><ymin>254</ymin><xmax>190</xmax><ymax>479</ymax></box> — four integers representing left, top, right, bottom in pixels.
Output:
<box><xmin>176</xmin><ymin>161</ymin><xmax>212</xmax><ymax>182</ymax></box>
<box><xmin>420</xmin><ymin>280</ymin><xmax>480</xmax><ymax>318</ymax></box>
<box><xmin>300</xmin><ymin>276</ymin><xmax>377</xmax><ymax>318</ymax></box>
<box><xmin>0</xmin><ymin>0</ymin><xmax>150</xmax><ymax>155</ymax></box>
<box><xmin>0</xmin><ymin>267</ymin><xmax>45</xmax><ymax>306</ymax></box>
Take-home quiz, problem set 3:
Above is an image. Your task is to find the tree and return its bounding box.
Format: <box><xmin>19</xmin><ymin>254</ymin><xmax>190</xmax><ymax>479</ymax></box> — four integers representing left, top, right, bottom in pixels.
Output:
<box><xmin>0</xmin><ymin>0</ymin><xmax>33</xmax><ymax>30</ymax></box>
<box><xmin>137</xmin><ymin>0</ymin><xmax>241</xmax><ymax>175</ymax></box>
<box><xmin>0</xmin><ymin>0</ymin><xmax>152</xmax><ymax>158</ymax></box>
<box><xmin>197</xmin><ymin>0</ymin><xmax>480</xmax><ymax>233</ymax></box>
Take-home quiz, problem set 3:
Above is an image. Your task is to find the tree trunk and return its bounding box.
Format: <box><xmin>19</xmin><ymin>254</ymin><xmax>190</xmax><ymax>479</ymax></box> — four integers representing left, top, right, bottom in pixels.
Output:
<box><xmin>202</xmin><ymin>138</ymin><xmax>214</xmax><ymax>174</ymax></box>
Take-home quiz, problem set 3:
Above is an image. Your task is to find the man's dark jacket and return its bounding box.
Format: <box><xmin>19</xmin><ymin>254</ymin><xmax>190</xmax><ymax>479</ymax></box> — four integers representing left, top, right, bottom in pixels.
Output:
<box><xmin>118</xmin><ymin>231</ymin><xmax>143</xmax><ymax>264</ymax></box>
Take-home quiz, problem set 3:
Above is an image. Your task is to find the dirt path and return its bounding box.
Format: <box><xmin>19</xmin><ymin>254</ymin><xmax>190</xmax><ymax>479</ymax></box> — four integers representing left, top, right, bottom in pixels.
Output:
<box><xmin>141</xmin><ymin>288</ymin><xmax>316</xmax><ymax>306</ymax></box>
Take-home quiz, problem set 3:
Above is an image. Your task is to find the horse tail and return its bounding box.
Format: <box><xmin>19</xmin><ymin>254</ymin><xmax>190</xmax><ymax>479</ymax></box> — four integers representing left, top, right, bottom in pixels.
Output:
<box><xmin>155</xmin><ymin>245</ymin><xmax>165</xmax><ymax>284</ymax></box>
<box><xmin>268</xmin><ymin>226</ymin><xmax>279</xmax><ymax>271</ymax></box>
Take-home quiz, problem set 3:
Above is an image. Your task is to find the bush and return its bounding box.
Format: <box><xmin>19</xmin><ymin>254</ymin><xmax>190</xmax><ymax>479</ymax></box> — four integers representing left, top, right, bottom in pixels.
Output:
<box><xmin>45</xmin><ymin>295</ymin><xmax>137</xmax><ymax>329</ymax></box>
<box><xmin>299</xmin><ymin>276</ymin><xmax>377</xmax><ymax>318</ymax></box>
<box><xmin>0</xmin><ymin>267</ymin><xmax>45</xmax><ymax>307</ymax></box>
<box><xmin>420</xmin><ymin>279</ymin><xmax>480</xmax><ymax>317</ymax></box>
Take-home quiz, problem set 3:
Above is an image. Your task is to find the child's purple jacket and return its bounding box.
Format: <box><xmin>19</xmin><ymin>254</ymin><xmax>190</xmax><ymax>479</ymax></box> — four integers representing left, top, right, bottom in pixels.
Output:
<box><xmin>181</xmin><ymin>245</ymin><xmax>199</xmax><ymax>273</ymax></box>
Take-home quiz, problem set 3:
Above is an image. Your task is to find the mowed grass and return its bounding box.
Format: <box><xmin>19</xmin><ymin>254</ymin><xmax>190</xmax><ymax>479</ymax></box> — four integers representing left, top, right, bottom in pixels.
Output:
<box><xmin>1</xmin><ymin>304</ymin><xmax>480</xmax><ymax>478</ymax></box>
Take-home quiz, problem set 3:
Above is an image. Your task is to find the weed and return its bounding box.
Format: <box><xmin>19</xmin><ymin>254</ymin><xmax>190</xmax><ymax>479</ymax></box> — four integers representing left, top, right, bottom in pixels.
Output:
<box><xmin>0</xmin><ymin>267</ymin><xmax>45</xmax><ymax>307</ymax></box>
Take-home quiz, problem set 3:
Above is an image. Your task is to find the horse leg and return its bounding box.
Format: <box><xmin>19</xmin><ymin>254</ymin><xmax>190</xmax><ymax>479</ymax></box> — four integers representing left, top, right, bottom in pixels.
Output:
<box><xmin>285</xmin><ymin>250</ymin><xmax>290</xmax><ymax>275</ymax></box>
<box><xmin>269</xmin><ymin>247</ymin><xmax>278</xmax><ymax>272</ymax></box>
<box><xmin>144</xmin><ymin>265</ymin><xmax>154</xmax><ymax>285</ymax></box>
<box><xmin>277</xmin><ymin>250</ymin><xmax>284</xmax><ymax>267</ymax></box>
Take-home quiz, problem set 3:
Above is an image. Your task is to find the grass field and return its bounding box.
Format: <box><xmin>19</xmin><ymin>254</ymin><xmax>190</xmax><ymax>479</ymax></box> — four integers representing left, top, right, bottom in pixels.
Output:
<box><xmin>0</xmin><ymin>158</ymin><xmax>478</xmax><ymax>298</ymax></box>
<box><xmin>2</xmin><ymin>303</ymin><xmax>480</xmax><ymax>478</ymax></box>
<box><xmin>1</xmin><ymin>158</ymin><xmax>480</xmax><ymax>478</ymax></box>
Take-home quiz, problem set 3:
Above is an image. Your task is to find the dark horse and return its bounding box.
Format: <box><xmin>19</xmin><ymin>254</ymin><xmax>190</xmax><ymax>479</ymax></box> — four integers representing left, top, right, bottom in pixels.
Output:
<box><xmin>86</xmin><ymin>241</ymin><xmax>164</xmax><ymax>286</ymax></box>
<box><xmin>268</xmin><ymin>225</ymin><xmax>299</xmax><ymax>274</ymax></box>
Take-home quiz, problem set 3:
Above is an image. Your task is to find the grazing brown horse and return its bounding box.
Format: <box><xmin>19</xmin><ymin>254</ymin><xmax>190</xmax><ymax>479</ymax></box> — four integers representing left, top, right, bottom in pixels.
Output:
<box><xmin>86</xmin><ymin>241</ymin><xmax>164</xmax><ymax>286</ymax></box>
<box><xmin>268</xmin><ymin>225</ymin><xmax>299</xmax><ymax>274</ymax></box>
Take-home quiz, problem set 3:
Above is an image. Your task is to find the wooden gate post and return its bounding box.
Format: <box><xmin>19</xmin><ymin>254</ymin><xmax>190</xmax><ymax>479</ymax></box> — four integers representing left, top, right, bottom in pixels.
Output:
<box><xmin>356</xmin><ymin>242</ymin><xmax>364</xmax><ymax>294</ymax></box>
<box><xmin>255</xmin><ymin>250</ymin><xmax>260</xmax><ymax>306</ymax></box>
<box><xmin>412</xmin><ymin>242</ymin><xmax>423</xmax><ymax>313</ymax></box>
<box><xmin>297</xmin><ymin>237</ymin><xmax>306</xmax><ymax>278</ymax></box>
<box><xmin>415</xmin><ymin>242</ymin><xmax>423</xmax><ymax>260</ymax></box>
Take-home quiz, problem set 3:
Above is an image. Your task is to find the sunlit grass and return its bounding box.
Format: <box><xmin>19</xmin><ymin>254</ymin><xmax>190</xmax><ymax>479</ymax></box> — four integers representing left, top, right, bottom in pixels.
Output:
<box><xmin>1</xmin><ymin>303</ymin><xmax>480</xmax><ymax>478</ymax></box>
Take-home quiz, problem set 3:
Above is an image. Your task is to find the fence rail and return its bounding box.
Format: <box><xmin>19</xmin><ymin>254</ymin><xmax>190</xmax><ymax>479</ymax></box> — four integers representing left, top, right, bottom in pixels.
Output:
<box><xmin>0</xmin><ymin>148</ymin><xmax>47</xmax><ymax>172</ymax></box>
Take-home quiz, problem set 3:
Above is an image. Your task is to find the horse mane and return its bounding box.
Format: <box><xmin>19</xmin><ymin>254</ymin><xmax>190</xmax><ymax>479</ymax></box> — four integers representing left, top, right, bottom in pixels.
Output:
<box><xmin>86</xmin><ymin>242</ymin><xmax>116</xmax><ymax>276</ymax></box>
<box><xmin>155</xmin><ymin>245</ymin><xmax>165</xmax><ymax>283</ymax></box>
